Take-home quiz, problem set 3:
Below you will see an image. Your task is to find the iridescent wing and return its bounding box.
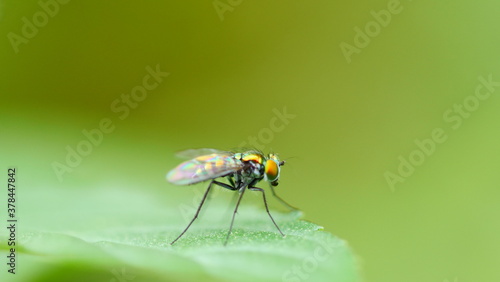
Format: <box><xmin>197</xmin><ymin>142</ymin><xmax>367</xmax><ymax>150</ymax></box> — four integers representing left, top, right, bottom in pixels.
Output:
<box><xmin>174</xmin><ymin>148</ymin><xmax>232</xmax><ymax>159</ymax></box>
<box><xmin>167</xmin><ymin>153</ymin><xmax>244</xmax><ymax>185</ymax></box>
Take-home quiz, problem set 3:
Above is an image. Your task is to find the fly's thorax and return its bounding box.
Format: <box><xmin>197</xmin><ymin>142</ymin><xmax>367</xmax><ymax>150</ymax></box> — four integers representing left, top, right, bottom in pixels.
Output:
<box><xmin>235</xmin><ymin>151</ymin><xmax>265</xmax><ymax>180</ymax></box>
<box><xmin>237</xmin><ymin>161</ymin><xmax>263</xmax><ymax>180</ymax></box>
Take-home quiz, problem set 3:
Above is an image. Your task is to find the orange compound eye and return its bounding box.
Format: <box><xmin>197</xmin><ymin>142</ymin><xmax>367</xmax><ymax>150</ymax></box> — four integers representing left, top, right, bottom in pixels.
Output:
<box><xmin>265</xmin><ymin>159</ymin><xmax>280</xmax><ymax>182</ymax></box>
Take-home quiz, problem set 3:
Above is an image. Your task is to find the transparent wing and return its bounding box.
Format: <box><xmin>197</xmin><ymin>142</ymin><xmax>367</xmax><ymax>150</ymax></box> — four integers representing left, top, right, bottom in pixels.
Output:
<box><xmin>174</xmin><ymin>148</ymin><xmax>231</xmax><ymax>159</ymax></box>
<box><xmin>167</xmin><ymin>153</ymin><xmax>244</xmax><ymax>185</ymax></box>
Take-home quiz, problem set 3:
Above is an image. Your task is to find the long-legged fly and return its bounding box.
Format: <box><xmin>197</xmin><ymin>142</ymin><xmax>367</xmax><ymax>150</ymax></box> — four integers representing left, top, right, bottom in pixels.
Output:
<box><xmin>167</xmin><ymin>148</ymin><xmax>297</xmax><ymax>245</ymax></box>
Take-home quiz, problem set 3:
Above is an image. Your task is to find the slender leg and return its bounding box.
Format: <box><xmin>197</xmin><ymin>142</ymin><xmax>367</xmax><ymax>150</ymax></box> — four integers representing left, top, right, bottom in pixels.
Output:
<box><xmin>224</xmin><ymin>185</ymin><xmax>248</xmax><ymax>246</ymax></box>
<box><xmin>226</xmin><ymin>176</ymin><xmax>236</xmax><ymax>188</ymax></box>
<box><xmin>171</xmin><ymin>180</ymin><xmax>238</xmax><ymax>245</ymax></box>
<box><xmin>250</xmin><ymin>187</ymin><xmax>285</xmax><ymax>237</ymax></box>
<box><xmin>196</xmin><ymin>180</ymin><xmax>239</xmax><ymax>223</ymax></box>
<box><xmin>170</xmin><ymin>181</ymin><xmax>214</xmax><ymax>245</ymax></box>
<box><xmin>270</xmin><ymin>185</ymin><xmax>299</xmax><ymax>211</ymax></box>
<box><xmin>213</xmin><ymin>180</ymin><xmax>238</xmax><ymax>191</ymax></box>
<box><xmin>223</xmin><ymin>191</ymin><xmax>240</xmax><ymax>219</ymax></box>
<box><xmin>214</xmin><ymin>179</ymin><xmax>241</xmax><ymax>221</ymax></box>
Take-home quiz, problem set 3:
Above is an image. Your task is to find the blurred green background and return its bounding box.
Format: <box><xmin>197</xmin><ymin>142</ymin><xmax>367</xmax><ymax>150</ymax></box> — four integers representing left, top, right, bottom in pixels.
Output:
<box><xmin>1</xmin><ymin>0</ymin><xmax>500</xmax><ymax>281</ymax></box>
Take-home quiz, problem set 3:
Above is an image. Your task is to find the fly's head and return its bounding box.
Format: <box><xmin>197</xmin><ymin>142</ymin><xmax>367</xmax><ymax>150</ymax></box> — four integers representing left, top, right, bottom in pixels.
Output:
<box><xmin>264</xmin><ymin>153</ymin><xmax>285</xmax><ymax>186</ymax></box>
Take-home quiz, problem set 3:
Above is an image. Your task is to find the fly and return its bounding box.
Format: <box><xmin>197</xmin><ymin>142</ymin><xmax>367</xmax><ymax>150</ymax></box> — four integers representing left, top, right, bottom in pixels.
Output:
<box><xmin>167</xmin><ymin>148</ymin><xmax>297</xmax><ymax>245</ymax></box>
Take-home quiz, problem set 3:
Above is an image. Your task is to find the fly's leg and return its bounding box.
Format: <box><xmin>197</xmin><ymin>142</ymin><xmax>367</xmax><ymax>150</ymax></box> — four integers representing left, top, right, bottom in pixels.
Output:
<box><xmin>224</xmin><ymin>183</ymin><xmax>249</xmax><ymax>246</ymax></box>
<box><xmin>270</xmin><ymin>185</ymin><xmax>299</xmax><ymax>211</ymax></box>
<box><xmin>200</xmin><ymin>178</ymin><xmax>237</xmax><ymax>222</ymax></box>
<box><xmin>219</xmin><ymin>176</ymin><xmax>239</xmax><ymax>217</ymax></box>
<box><xmin>171</xmin><ymin>180</ymin><xmax>237</xmax><ymax>245</ymax></box>
<box><xmin>226</xmin><ymin>175</ymin><xmax>236</xmax><ymax>188</ymax></box>
<box><xmin>223</xmin><ymin>192</ymin><xmax>241</xmax><ymax>222</ymax></box>
<box><xmin>250</xmin><ymin>187</ymin><xmax>285</xmax><ymax>237</ymax></box>
<box><xmin>170</xmin><ymin>181</ymin><xmax>213</xmax><ymax>245</ymax></box>
<box><xmin>213</xmin><ymin>180</ymin><xmax>238</xmax><ymax>191</ymax></box>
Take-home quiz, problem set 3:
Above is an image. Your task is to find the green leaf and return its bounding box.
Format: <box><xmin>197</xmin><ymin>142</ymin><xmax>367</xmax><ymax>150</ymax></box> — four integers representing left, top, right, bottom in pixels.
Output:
<box><xmin>1</xmin><ymin>187</ymin><xmax>361</xmax><ymax>282</ymax></box>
